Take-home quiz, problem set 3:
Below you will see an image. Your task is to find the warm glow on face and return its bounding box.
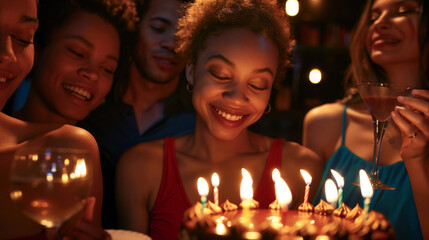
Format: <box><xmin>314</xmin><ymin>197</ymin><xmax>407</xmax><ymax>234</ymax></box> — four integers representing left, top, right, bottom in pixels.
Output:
<box><xmin>285</xmin><ymin>0</ymin><xmax>299</xmax><ymax>16</ymax></box>
<box><xmin>240</xmin><ymin>168</ymin><xmax>253</xmax><ymax>200</ymax></box>
<box><xmin>330</xmin><ymin>169</ymin><xmax>344</xmax><ymax>188</ymax></box>
<box><xmin>197</xmin><ymin>177</ymin><xmax>209</xmax><ymax>197</ymax></box>
<box><xmin>359</xmin><ymin>170</ymin><xmax>373</xmax><ymax>198</ymax></box>
<box><xmin>325</xmin><ymin>179</ymin><xmax>338</xmax><ymax>204</ymax></box>
<box><xmin>211</xmin><ymin>172</ymin><xmax>219</xmax><ymax>187</ymax></box>
<box><xmin>309</xmin><ymin>68</ymin><xmax>322</xmax><ymax>84</ymax></box>
<box><xmin>275</xmin><ymin>177</ymin><xmax>292</xmax><ymax>207</ymax></box>
<box><xmin>300</xmin><ymin>169</ymin><xmax>312</xmax><ymax>185</ymax></box>
<box><xmin>272</xmin><ymin>168</ymin><xmax>281</xmax><ymax>183</ymax></box>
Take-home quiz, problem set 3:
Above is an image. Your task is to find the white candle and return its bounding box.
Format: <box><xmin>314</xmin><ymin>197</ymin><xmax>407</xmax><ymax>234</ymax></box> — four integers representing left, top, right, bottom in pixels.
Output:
<box><xmin>197</xmin><ymin>177</ymin><xmax>209</xmax><ymax>213</ymax></box>
<box><xmin>272</xmin><ymin>169</ymin><xmax>281</xmax><ymax>202</ymax></box>
<box><xmin>359</xmin><ymin>169</ymin><xmax>373</xmax><ymax>220</ymax></box>
<box><xmin>275</xmin><ymin>176</ymin><xmax>292</xmax><ymax>211</ymax></box>
<box><xmin>240</xmin><ymin>168</ymin><xmax>253</xmax><ymax>225</ymax></box>
<box><xmin>211</xmin><ymin>172</ymin><xmax>220</xmax><ymax>206</ymax></box>
<box><xmin>325</xmin><ymin>179</ymin><xmax>339</xmax><ymax>208</ymax></box>
<box><xmin>330</xmin><ymin>169</ymin><xmax>344</xmax><ymax>207</ymax></box>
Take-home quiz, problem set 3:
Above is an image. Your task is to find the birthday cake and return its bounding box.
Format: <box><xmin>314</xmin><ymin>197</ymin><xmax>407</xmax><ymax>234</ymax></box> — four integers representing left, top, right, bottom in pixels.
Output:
<box><xmin>181</xmin><ymin>200</ymin><xmax>395</xmax><ymax>240</ymax></box>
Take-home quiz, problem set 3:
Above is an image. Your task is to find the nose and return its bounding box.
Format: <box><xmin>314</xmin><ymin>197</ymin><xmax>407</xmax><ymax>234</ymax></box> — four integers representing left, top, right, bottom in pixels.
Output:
<box><xmin>373</xmin><ymin>11</ymin><xmax>391</xmax><ymax>31</ymax></box>
<box><xmin>78</xmin><ymin>67</ymin><xmax>98</xmax><ymax>82</ymax></box>
<box><xmin>160</xmin><ymin>30</ymin><xmax>175</xmax><ymax>52</ymax></box>
<box><xmin>222</xmin><ymin>82</ymin><xmax>249</xmax><ymax>103</ymax></box>
<box><xmin>0</xmin><ymin>35</ymin><xmax>18</xmax><ymax>63</ymax></box>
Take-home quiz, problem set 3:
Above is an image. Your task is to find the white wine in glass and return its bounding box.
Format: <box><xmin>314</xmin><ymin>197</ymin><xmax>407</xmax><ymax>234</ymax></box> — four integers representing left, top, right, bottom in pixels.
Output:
<box><xmin>356</xmin><ymin>82</ymin><xmax>411</xmax><ymax>190</ymax></box>
<box><xmin>9</xmin><ymin>147</ymin><xmax>92</xmax><ymax>239</ymax></box>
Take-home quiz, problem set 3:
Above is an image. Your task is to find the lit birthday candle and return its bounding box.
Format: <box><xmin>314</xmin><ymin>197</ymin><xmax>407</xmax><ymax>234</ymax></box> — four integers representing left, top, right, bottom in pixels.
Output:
<box><xmin>300</xmin><ymin>169</ymin><xmax>312</xmax><ymax>203</ymax></box>
<box><xmin>325</xmin><ymin>179</ymin><xmax>339</xmax><ymax>208</ymax></box>
<box><xmin>211</xmin><ymin>172</ymin><xmax>220</xmax><ymax>206</ymax></box>
<box><xmin>272</xmin><ymin>169</ymin><xmax>281</xmax><ymax>202</ymax></box>
<box><xmin>359</xmin><ymin>169</ymin><xmax>373</xmax><ymax>219</ymax></box>
<box><xmin>330</xmin><ymin>169</ymin><xmax>344</xmax><ymax>207</ymax></box>
<box><xmin>240</xmin><ymin>168</ymin><xmax>253</xmax><ymax>225</ymax></box>
<box><xmin>197</xmin><ymin>177</ymin><xmax>209</xmax><ymax>213</ymax></box>
<box><xmin>275</xmin><ymin>176</ymin><xmax>292</xmax><ymax>211</ymax></box>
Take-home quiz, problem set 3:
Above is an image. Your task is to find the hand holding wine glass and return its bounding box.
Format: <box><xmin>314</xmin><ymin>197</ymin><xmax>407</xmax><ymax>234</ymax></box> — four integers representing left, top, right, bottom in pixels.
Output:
<box><xmin>9</xmin><ymin>147</ymin><xmax>93</xmax><ymax>239</ymax></box>
<box><xmin>356</xmin><ymin>82</ymin><xmax>412</xmax><ymax>189</ymax></box>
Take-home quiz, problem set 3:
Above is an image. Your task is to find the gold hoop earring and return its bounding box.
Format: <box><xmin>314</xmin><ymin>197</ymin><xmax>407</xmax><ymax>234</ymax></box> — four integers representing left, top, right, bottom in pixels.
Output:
<box><xmin>264</xmin><ymin>103</ymin><xmax>271</xmax><ymax>114</ymax></box>
<box><xmin>186</xmin><ymin>83</ymin><xmax>193</xmax><ymax>93</ymax></box>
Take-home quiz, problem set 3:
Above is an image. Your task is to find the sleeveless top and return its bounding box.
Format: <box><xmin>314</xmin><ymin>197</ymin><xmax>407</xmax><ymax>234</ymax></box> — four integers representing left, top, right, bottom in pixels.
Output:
<box><xmin>312</xmin><ymin>105</ymin><xmax>422</xmax><ymax>240</ymax></box>
<box><xmin>149</xmin><ymin>137</ymin><xmax>284</xmax><ymax>240</ymax></box>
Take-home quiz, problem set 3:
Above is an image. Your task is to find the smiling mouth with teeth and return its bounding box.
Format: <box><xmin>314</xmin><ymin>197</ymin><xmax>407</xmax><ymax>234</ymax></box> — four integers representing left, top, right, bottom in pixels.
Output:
<box><xmin>215</xmin><ymin>107</ymin><xmax>244</xmax><ymax>121</ymax></box>
<box><xmin>0</xmin><ymin>77</ymin><xmax>8</xmax><ymax>83</ymax></box>
<box><xmin>63</xmin><ymin>84</ymin><xmax>92</xmax><ymax>101</ymax></box>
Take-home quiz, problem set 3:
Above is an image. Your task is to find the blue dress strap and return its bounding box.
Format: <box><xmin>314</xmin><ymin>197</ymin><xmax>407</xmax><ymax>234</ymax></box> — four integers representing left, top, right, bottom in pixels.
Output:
<box><xmin>340</xmin><ymin>105</ymin><xmax>347</xmax><ymax>146</ymax></box>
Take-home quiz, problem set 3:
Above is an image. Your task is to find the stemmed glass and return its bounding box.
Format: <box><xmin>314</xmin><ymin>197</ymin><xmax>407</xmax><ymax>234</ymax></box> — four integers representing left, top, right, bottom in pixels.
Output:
<box><xmin>9</xmin><ymin>147</ymin><xmax>92</xmax><ymax>239</ymax></box>
<box><xmin>356</xmin><ymin>82</ymin><xmax>411</xmax><ymax>190</ymax></box>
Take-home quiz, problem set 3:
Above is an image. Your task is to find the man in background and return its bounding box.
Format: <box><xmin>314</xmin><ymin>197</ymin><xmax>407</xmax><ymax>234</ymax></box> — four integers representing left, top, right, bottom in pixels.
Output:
<box><xmin>79</xmin><ymin>0</ymin><xmax>195</xmax><ymax>228</ymax></box>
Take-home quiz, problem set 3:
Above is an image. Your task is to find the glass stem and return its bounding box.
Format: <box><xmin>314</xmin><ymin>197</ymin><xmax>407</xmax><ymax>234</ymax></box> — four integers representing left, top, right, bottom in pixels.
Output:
<box><xmin>46</xmin><ymin>227</ymin><xmax>61</xmax><ymax>240</ymax></box>
<box><xmin>372</xmin><ymin>120</ymin><xmax>388</xmax><ymax>183</ymax></box>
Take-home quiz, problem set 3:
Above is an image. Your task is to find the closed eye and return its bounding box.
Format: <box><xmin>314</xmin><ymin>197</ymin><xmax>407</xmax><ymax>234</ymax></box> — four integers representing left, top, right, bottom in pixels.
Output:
<box><xmin>67</xmin><ymin>48</ymin><xmax>84</xmax><ymax>58</ymax></box>
<box><xmin>210</xmin><ymin>70</ymin><xmax>231</xmax><ymax>80</ymax></box>
<box><xmin>11</xmin><ymin>35</ymin><xmax>33</xmax><ymax>47</ymax></box>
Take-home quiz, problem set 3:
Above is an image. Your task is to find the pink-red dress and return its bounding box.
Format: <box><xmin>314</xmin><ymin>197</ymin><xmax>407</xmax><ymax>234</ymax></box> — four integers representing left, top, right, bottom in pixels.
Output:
<box><xmin>148</xmin><ymin>137</ymin><xmax>284</xmax><ymax>240</ymax></box>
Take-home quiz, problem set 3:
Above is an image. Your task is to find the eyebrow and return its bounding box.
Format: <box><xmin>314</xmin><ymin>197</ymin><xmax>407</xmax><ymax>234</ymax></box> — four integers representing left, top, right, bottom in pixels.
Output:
<box><xmin>207</xmin><ymin>54</ymin><xmax>274</xmax><ymax>77</ymax></box>
<box><xmin>66</xmin><ymin>35</ymin><xmax>119</xmax><ymax>62</ymax></box>
<box><xmin>21</xmin><ymin>15</ymin><xmax>38</xmax><ymax>23</ymax></box>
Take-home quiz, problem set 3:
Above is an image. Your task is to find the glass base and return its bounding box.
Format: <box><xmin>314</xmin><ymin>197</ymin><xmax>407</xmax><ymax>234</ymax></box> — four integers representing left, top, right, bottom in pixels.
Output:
<box><xmin>351</xmin><ymin>179</ymin><xmax>395</xmax><ymax>190</ymax></box>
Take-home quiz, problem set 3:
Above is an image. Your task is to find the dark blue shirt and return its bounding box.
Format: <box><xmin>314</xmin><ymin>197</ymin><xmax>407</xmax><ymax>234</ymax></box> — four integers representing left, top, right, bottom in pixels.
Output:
<box><xmin>78</xmin><ymin>98</ymin><xmax>196</xmax><ymax>228</ymax></box>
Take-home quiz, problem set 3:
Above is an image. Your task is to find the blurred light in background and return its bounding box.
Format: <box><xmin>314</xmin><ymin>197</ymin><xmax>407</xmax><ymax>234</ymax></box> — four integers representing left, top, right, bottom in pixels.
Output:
<box><xmin>285</xmin><ymin>0</ymin><xmax>299</xmax><ymax>17</ymax></box>
<box><xmin>309</xmin><ymin>68</ymin><xmax>322</xmax><ymax>84</ymax></box>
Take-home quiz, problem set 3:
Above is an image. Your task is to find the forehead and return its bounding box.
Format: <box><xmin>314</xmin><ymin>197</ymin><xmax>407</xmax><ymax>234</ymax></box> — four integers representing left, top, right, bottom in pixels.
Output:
<box><xmin>0</xmin><ymin>0</ymin><xmax>37</xmax><ymax>24</ymax></box>
<box><xmin>372</xmin><ymin>0</ymin><xmax>420</xmax><ymax>9</ymax></box>
<box><xmin>200</xmin><ymin>28</ymin><xmax>279</xmax><ymax>68</ymax></box>
<box><xmin>144</xmin><ymin>0</ymin><xmax>182</xmax><ymax>21</ymax></box>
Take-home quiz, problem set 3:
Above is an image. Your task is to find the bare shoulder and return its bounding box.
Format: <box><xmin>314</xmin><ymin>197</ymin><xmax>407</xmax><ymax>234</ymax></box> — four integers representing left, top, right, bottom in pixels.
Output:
<box><xmin>302</xmin><ymin>102</ymin><xmax>345</xmax><ymax>161</ymax></box>
<box><xmin>304</xmin><ymin>102</ymin><xmax>345</xmax><ymax>127</ymax></box>
<box><xmin>117</xmin><ymin>139</ymin><xmax>165</xmax><ymax>179</ymax></box>
<box><xmin>281</xmin><ymin>141</ymin><xmax>321</xmax><ymax>165</ymax></box>
<box><xmin>116</xmin><ymin>139</ymin><xmax>165</xmax><ymax>213</ymax></box>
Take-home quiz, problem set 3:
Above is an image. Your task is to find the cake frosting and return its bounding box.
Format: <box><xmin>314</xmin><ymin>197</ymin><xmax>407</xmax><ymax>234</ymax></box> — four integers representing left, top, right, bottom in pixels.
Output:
<box><xmin>181</xmin><ymin>200</ymin><xmax>395</xmax><ymax>240</ymax></box>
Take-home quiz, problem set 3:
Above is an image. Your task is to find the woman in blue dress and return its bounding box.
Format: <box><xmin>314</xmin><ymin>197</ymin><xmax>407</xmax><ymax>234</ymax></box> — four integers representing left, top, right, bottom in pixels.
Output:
<box><xmin>303</xmin><ymin>0</ymin><xmax>429</xmax><ymax>239</ymax></box>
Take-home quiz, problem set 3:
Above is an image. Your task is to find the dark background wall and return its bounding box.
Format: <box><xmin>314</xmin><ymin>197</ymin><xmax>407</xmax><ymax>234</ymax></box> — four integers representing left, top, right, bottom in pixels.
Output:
<box><xmin>250</xmin><ymin>0</ymin><xmax>366</xmax><ymax>143</ymax></box>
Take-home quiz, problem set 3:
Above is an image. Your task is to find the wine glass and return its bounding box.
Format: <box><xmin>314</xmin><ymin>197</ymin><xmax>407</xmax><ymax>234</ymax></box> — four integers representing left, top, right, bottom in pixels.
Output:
<box><xmin>9</xmin><ymin>147</ymin><xmax>92</xmax><ymax>239</ymax></box>
<box><xmin>356</xmin><ymin>82</ymin><xmax>411</xmax><ymax>190</ymax></box>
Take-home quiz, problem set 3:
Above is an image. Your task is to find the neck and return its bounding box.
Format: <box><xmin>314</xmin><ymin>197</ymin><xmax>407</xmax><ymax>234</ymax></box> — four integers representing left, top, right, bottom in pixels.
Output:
<box><xmin>14</xmin><ymin>89</ymin><xmax>76</xmax><ymax>125</ymax></box>
<box><xmin>123</xmin><ymin>61</ymin><xmax>180</xmax><ymax>112</ymax></box>
<box><xmin>183</xmin><ymin>117</ymin><xmax>262</xmax><ymax>163</ymax></box>
<box><xmin>383</xmin><ymin>61</ymin><xmax>422</xmax><ymax>88</ymax></box>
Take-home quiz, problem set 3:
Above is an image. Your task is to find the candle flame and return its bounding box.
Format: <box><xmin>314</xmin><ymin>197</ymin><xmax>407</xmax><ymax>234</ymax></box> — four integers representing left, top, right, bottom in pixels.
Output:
<box><xmin>359</xmin><ymin>169</ymin><xmax>373</xmax><ymax>198</ymax></box>
<box><xmin>211</xmin><ymin>172</ymin><xmax>219</xmax><ymax>187</ymax></box>
<box><xmin>197</xmin><ymin>177</ymin><xmax>209</xmax><ymax>197</ymax></box>
<box><xmin>275</xmin><ymin>177</ymin><xmax>292</xmax><ymax>207</ymax></box>
<box><xmin>330</xmin><ymin>169</ymin><xmax>344</xmax><ymax>188</ymax></box>
<box><xmin>74</xmin><ymin>158</ymin><xmax>87</xmax><ymax>178</ymax></box>
<box><xmin>272</xmin><ymin>168</ymin><xmax>281</xmax><ymax>183</ymax></box>
<box><xmin>325</xmin><ymin>179</ymin><xmax>338</xmax><ymax>204</ymax></box>
<box><xmin>300</xmin><ymin>169</ymin><xmax>312</xmax><ymax>185</ymax></box>
<box><xmin>240</xmin><ymin>168</ymin><xmax>253</xmax><ymax>200</ymax></box>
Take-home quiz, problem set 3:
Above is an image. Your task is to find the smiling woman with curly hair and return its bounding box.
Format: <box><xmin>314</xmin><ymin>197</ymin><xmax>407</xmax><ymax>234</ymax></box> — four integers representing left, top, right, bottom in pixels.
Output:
<box><xmin>116</xmin><ymin>1</ymin><xmax>322</xmax><ymax>239</ymax></box>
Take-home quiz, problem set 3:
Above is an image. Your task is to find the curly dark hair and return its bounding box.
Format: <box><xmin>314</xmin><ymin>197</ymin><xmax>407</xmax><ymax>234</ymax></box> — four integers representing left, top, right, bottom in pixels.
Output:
<box><xmin>175</xmin><ymin>0</ymin><xmax>294</xmax><ymax>82</ymax></box>
<box><xmin>35</xmin><ymin>0</ymin><xmax>138</xmax><ymax>48</ymax></box>
<box><xmin>34</xmin><ymin>0</ymin><xmax>139</xmax><ymax>88</ymax></box>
